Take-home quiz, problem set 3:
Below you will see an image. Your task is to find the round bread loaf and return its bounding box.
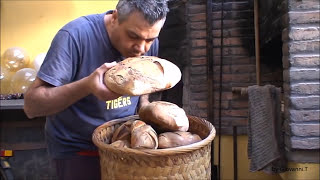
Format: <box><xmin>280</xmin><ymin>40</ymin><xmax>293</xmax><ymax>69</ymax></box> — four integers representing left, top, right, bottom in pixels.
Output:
<box><xmin>130</xmin><ymin>120</ymin><xmax>158</xmax><ymax>149</ymax></box>
<box><xmin>111</xmin><ymin>120</ymin><xmax>134</xmax><ymax>143</ymax></box>
<box><xmin>110</xmin><ymin>140</ymin><xmax>131</xmax><ymax>148</ymax></box>
<box><xmin>138</xmin><ymin>101</ymin><xmax>189</xmax><ymax>132</ymax></box>
<box><xmin>104</xmin><ymin>56</ymin><xmax>181</xmax><ymax>96</ymax></box>
<box><xmin>158</xmin><ymin>131</ymin><xmax>202</xmax><ymax>149</ymax></box>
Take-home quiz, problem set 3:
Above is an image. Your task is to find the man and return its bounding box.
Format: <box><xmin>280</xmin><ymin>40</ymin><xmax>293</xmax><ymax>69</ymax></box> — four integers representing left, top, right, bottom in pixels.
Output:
<box><xmin>23</xmin><ymin>0</ymin><xmax>169</xmax><ymax>179</ymax></box>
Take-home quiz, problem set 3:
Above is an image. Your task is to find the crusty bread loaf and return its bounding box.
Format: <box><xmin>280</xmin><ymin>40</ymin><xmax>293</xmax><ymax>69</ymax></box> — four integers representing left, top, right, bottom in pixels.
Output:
<box><xmin>130</xmin><ymin>120</ymin><xmax>158</xmax><ymax>149</ymax></box>
<box><xmin>158</xmin><ymin>131</ymin><xmax>202</xmax><ymax>149</ymax></box>
<box><xmin>110</xmin><ymin>140</ymin><xmax>131</xmax><ymax>148</ymax></box>
<box><xmin>104</xmin><ymin>56</ymin><xmax>181</xmax><ymax>96</ymax></box>
<box><xmin>138</xmin><ymin>101</ymin><xmax>189</xmax><ymax>132</ymax></box>
<box><xmin>130</xmin><ymin>120</ymin><xmax>146</xmax><ymax>132</ymax></box>
<box><xmin>111</xmin><ymin>120</ymin><xmax>134</xmax><ymax>143</ymax></box>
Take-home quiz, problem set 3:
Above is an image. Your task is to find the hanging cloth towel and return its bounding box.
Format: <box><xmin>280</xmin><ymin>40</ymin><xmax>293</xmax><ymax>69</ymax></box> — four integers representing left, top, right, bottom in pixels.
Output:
<box><xmin>247</xmin><ymin>84</ymin><xmax>287</xmax><ymax>174</ymax></box>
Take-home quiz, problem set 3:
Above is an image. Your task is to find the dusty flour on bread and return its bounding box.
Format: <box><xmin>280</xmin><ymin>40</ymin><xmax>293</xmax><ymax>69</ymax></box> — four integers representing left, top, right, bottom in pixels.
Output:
<box><xmin>139</xmin><ymin>101</ymin><xmax>189</xmax><ymax>132</ymax></box>
<box><xmin>104</xmin><ymin>56</ymin><xmax>181</xmax><ymax>96</ymax></box>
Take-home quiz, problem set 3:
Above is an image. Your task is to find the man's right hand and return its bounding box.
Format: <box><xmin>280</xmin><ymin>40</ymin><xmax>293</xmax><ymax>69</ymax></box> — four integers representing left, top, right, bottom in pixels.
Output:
<box><xmin>24</xmin><ymin>61</ymin><xmax>121</xmax><ymax>118</ymax></box>
<box><xmin>86</xmin><ymin>62</ymin><xmax>121</xmax><ymax>101</ymax></box>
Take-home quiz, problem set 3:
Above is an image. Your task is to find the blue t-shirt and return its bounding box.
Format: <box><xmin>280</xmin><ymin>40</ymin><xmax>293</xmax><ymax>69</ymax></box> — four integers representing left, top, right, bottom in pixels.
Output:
<box><xmin>38</xmin><ymin>11</ymin><xmax>159</xmax><ymax>158</ymax></box>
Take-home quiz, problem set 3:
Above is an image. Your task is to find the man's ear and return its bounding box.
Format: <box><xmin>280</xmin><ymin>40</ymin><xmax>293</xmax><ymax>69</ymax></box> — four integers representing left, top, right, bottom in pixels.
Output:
<box><xmin>111</xmin><ymin>10</ymin><xmax>119</xmax><ymax>25</ymax></box>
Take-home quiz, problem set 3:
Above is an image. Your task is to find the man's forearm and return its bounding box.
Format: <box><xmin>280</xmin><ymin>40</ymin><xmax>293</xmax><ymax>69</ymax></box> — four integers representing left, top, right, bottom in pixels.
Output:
<box><xmin>23</xmin><ymin>62</ymin><xmax>119</xmax><ymax>119</ymax></box>
<box><xmin>24</xmin><ymin>77</ymin><xmax>91</xmax><ymax>118</ymax></box>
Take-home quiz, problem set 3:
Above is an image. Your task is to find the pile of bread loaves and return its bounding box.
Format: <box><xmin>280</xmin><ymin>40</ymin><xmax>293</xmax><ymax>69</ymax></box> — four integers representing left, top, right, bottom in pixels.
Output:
<box><xmin>104</xmin><ymin>56</ymin><xmax>202</xmax><ymax>149</ymax></box>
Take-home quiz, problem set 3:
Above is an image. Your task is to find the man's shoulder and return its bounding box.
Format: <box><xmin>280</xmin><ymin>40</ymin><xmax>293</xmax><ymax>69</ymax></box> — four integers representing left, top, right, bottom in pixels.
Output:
<box><xmin>60</xmin><ymin>12</ymin><xmax>105</xmax><ymax>34</ymax></box>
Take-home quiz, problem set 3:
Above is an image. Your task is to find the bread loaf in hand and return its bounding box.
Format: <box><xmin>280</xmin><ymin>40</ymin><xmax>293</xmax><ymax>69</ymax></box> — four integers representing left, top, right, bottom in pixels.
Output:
<box><xmin>139</xmin><ymin>101</ymin><xmax>189</xmax><ymax>132</ymax></box>
<box><xmin>104</xmin><ymin>56</ymin><xmax>181</xmax><ymax>96</ymax></box>
<box><xmin>158</xmin><ymin>131</ymin><xmax>202</xmax><ymax>149</ymax></box>
<box><xmin>131</xmin><ymin>120</ymin><xmax>158</xmax><ymax>149</ymax></box>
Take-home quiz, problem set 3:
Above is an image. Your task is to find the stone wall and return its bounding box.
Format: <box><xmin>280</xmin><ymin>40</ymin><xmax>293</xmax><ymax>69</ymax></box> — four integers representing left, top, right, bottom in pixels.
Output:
<box><xmin>258</xmin><ymin>0</ymin><xmax>320</xmax><ymax>163</ymax></box>
<box><xmin>282</xmin><ymin>0</ymin><xmax>320</xmax><ymax>161</ymax></box>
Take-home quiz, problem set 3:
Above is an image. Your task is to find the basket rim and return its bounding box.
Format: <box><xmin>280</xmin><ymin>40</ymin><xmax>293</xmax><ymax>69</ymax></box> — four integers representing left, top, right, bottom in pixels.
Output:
<box><xmin>92</xmin><ymin>115</ymin><xmax>216</xmax><ymax>156</ymax></box>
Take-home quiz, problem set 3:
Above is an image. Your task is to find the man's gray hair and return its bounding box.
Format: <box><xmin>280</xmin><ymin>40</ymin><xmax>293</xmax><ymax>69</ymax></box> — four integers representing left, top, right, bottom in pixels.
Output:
<box><xmin>116</xmin><ymin>0</ymin><xmax>169</xmax><ymax>25</ymax></box>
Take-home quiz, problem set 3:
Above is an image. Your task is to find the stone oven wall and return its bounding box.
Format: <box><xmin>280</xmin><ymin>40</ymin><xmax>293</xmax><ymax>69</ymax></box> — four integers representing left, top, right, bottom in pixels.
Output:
<box><xmin>282</xmin><ymin>0</ymin><xmax>320</xmax><ymax>162</ymax></box>
<box><xmin>259</xmin><ymin>0</ymin><xmax>320</xmax><ymax>163</ymax></box>
<box><xmin>159</xmin><ymin>0</ymin><xmax>319</xmax><ymax>165</ymax></box>
<box><xmin>183</xmin><ymin>0</ymin><xmax>257</xmax><ymax>135</ymax></box>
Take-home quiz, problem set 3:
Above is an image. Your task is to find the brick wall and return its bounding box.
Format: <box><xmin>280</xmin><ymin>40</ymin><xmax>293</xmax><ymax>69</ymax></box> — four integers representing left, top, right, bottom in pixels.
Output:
<box><xmin>282</xmin><ymin>0</ymin><xmax>320</xmax><ymax>160</ymax></box>
<box><xmin>259</xmin><ymin>0</ymin><xmax>320</xmax><ymax>162</ymax></box>
<box><xmin>183</xmin><ymin>0</ymin><xmax>256</xmax><ymax>134</ymax></box>
<box><xmin>183</xmin><ymin>0</ymin><xmax>208</xmax><ymax>118</ymax></box>
<box><xmin>158</xmin><ymin>0</ymin><xmax>187</xmax><ymax>107</ymax></box>
<box><xmin>161</xmin><ymin>0</ymin><xmax>319</xmax><ymax>162</ymax></box>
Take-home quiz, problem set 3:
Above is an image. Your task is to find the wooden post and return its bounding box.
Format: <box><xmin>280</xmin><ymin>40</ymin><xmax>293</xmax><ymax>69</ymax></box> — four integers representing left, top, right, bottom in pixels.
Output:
<box><xmin>254</xmin><ymin>0</ymin><xmax>261</xmax><ymax>86</ymax></box>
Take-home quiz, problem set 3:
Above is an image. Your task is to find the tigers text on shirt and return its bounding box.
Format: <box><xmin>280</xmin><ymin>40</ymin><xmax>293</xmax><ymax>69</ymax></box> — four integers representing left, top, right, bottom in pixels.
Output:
<box><xmin>106</xmin><ymin>96</ymin><xmax>132</xmax><ymax>110</ymax></box>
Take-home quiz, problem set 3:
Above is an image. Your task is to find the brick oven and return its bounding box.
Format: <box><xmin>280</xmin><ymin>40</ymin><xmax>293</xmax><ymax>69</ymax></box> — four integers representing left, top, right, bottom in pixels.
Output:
<box><xmin>159</xmin><ymin>0</ymin><xmax>319</xmax><ymax>179</ymax></box>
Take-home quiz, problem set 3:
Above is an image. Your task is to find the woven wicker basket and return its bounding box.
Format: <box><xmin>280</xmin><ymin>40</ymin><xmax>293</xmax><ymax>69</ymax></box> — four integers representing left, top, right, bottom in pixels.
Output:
<box><xmin>92</xmin><ymin>115</ymin><xmax>216</xmax><ymax>180</ymax></box>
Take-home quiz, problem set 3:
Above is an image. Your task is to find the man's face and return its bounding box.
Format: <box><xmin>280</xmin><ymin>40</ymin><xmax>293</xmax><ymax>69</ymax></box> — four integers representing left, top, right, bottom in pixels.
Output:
<box><xmin>110</xmin><ymin>11</ymin><xmax>165</xmax><ymax>58</ymax></box>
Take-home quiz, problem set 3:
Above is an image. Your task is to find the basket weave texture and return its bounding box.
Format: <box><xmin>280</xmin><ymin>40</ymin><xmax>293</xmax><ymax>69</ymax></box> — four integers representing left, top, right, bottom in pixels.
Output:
<box><xmin>92</xmin><ymin>115</ymin><xmax>216</xmax><ymax>180</ymax></box>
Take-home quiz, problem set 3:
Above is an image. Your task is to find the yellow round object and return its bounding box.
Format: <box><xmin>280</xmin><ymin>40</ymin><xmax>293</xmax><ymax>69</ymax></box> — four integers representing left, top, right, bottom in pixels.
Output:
<box><xmin>0</xmin><ymin>67</ymin><xmax>14</xmax><ymax>94</ymax></box>
<box><xmin>2</xmin><ymin>47</ymin><xmax>30</xmax><ymax>72</ymax></box>
<box><xmin>10</xmin><ymin>68</ymin><xmax>36</xmax><ymax>94</ymax></box>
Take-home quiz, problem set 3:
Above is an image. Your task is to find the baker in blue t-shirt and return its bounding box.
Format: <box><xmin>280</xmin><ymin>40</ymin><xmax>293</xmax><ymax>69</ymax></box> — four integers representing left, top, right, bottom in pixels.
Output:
<box><xmin>23</xmin><ymin>0</ymin><xmax>169</xmax><ymax>179</ymax></box>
